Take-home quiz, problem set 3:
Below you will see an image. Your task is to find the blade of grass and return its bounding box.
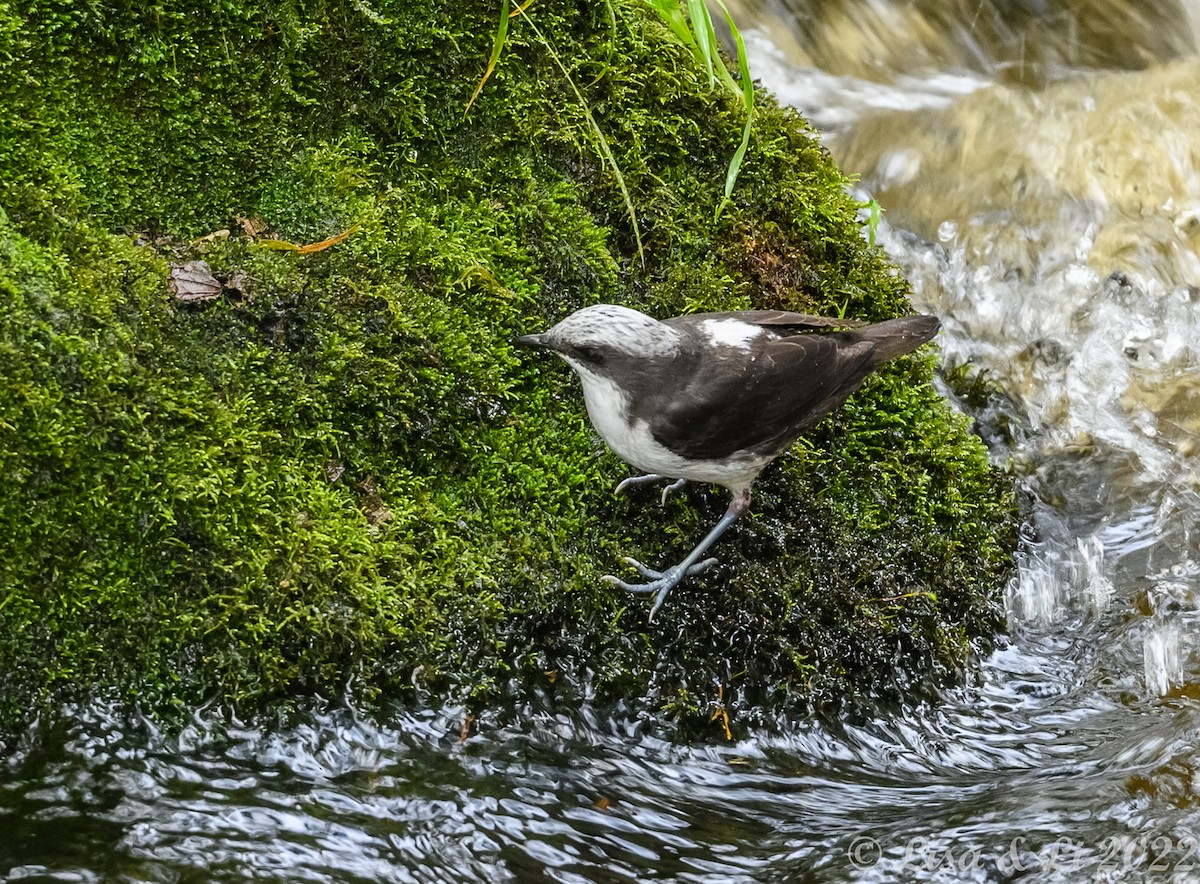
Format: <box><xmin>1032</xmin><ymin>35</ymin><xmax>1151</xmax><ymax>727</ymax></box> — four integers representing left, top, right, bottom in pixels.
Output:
<box><xmin>686</xmin><ymin>0</ymin><xmax>717</xmax><ymax>86</ymax></box>
<box><xmin>710</xmin><ymin>0</ymin><xmax>752</xmax><ymax>109</ymax></box>
<box><xmin>513</xmin><ymin>6</ymin><xmax>645</xmax><ymax>267</ymax></box>
<box><xmin>465</xmin><ymin>0</ymin><xmax>511</xmax><ymax>115</ymax></box>
<box><xmin>586</xmin><ymin>0</ymin><xmax>619</xmax><ymax>88</ymax></box>
<box><xmin>708</xmin><ymin>8</ymin><xmax>743</xmax><ymax>100</ymax></box>
<box><xmin>864</xmin><ymin>197</ymin><xmax>883</xmax><ymax>246</ymax></box>
<box><xmin>642</xmin><ymin>1</ymin><xmax>755</xmax><ymax>216</ymax></box>
<box><xmin>713</xmin><ymin>0</ymin><xmax>754</xmax><ymax>218</ymax></box>
<box><xmin>642</xmin><ymin>0</ymin><xmax>698</xmax><ymax>48</ymax></box>
<box><xmin>646</xmin><ymin>0</ymin><xmax>739</xmax><ymax>102</ymax></box>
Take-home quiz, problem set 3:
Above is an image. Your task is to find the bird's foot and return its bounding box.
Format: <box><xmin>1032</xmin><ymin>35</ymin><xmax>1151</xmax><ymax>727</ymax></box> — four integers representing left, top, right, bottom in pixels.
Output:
<box><xmin>601</xmin><ymin>556</ymin><xmax>719</xmax><ymax>620</ymax></box>
<box><xmin>613</xmin><ymin>473</ymin><xmax>663</xmax><ymax>496</ymax></box>
<box><xmin>658</xmin><ymin>478</ymin><xmax>687</xmax><ymax>506</ymax></box>
<box><xmin>612</xmin><ymin>474</ymin><xmax>687</xmax><ymax>507</ymax></box>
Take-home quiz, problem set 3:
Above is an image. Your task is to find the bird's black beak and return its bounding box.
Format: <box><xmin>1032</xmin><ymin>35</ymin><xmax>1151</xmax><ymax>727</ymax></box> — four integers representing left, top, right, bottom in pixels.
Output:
<box><xmin>512</xmin><ymin>333</ymin><xmax>547</xmax><ymax>350</ymax></box>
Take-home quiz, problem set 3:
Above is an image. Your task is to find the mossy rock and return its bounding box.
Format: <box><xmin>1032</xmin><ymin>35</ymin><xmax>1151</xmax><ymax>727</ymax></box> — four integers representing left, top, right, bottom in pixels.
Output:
<box><xmin>0</xmin><ymin>0</ymin><xmax>1016</xmax><ymax>740</ymax></box>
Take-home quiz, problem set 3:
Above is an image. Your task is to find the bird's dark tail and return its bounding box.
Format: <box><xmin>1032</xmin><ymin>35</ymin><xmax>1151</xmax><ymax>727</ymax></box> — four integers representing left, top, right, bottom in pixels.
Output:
<box><xmin>854</xmin><ymin>314</ymin><xmax>940</xmax><ymax>364</ymax></box>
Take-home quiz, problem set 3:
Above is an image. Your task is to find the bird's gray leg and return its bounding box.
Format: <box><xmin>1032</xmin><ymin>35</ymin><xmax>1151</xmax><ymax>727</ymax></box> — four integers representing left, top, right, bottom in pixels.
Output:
<box><xmin>603</xmin><ymin>489</ymin><xmax>752</xmax><ymax>620</ymax></box>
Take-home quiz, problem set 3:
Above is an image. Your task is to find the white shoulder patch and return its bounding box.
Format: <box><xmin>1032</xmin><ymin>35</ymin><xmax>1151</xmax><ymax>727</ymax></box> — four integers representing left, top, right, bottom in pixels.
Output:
<box><xmin>701</xmin><ymin>318</ymin><xmax>764</xmax><ymax>350</ymax></box>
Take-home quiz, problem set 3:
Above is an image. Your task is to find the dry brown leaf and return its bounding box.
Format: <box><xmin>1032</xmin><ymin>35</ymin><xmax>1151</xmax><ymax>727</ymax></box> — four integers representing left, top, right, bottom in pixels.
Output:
<box><xmin>259</xmin><ymin>226</ymin><xmax>358</xmax><ymax>254</ymax></box>
<box><xmin>324</xmin><ymin>459</ymin><xmax>346</xmax><ymax>483</ymax></box>
<box><xmin>168</xmin><ymin>261</ymin><xmax>223</xmax><ymax>303</ymax></box>
<box><xmin>223</xmin><ymin>270</ymin><xmax>253</xmax><ymax>301</ymax></box>
<box><xmin>237</xmin><ymin>214</ymin><xmax>269</xmax><ymax>237</ymax></box>
<box><xmin>296</xmin><ymin>226</ymin><xmax>357</xmax><ymax>254</ymax></box>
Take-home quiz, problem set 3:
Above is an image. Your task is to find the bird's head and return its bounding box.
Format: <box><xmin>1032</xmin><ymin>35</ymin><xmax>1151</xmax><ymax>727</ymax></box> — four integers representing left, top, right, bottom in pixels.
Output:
<box><xmin>514</xmin><ymin>304</ymin><xmax>681</xmax><ymax>376</ymax></box>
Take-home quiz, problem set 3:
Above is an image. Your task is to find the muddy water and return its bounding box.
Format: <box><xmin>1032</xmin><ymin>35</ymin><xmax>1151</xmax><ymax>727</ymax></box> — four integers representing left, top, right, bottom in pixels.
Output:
<box><xmin>5</xmin><ymin>2</ymin><xmax>1200</xmax><ymax>881</ymax></box>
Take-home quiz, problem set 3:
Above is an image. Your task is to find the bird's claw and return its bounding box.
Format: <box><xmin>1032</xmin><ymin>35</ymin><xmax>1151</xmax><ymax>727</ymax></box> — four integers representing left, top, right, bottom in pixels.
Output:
<box><xmin>659</xmin><ymin>478</ymin><xmax>687</xmax><ymax>507</ymax></box>
<box><xmin>613</xmin><ymin>474</ymin><xmax>687</xmax><ymax>507</ymax></box>
<box><xmin>607</xmin><ymin>555</ymin><xmax>718</xmax><ymax>584</ymax></box>
<box><xmin>622</xmin><ymin>555</ymin><xmax>663</xmax><ymax>580</ymax></box>
<box><xmin>613</xmin><ymin>474</ymin><xmax>662</xmax><ymax>497</ymax></box>
<box><xmin>601</xmin><ymin>556</ymin><xmax>719</xmax><ymax>620</ymax></box>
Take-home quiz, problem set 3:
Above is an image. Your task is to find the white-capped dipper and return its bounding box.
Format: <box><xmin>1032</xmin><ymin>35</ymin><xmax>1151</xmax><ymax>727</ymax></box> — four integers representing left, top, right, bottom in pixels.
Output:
<box><xmin>515</xmin><ymin>304</ymin><xmax>940</xmax><ymax>619</ymax></box>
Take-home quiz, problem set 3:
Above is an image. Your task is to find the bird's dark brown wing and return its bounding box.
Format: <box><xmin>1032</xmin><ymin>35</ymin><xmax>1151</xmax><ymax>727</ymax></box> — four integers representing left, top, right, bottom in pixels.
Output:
<box><xmin>646</xmin><ymin>332</ymin><xmax>879</xmax><ymax>462</ymax></box>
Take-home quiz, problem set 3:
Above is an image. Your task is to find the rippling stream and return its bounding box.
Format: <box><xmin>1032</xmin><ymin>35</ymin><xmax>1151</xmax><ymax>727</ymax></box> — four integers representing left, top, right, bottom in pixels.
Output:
<box><xmin>6</xmin><ymin>1</ymin><xmax>1200</xmax><ymax>881</ymax></box>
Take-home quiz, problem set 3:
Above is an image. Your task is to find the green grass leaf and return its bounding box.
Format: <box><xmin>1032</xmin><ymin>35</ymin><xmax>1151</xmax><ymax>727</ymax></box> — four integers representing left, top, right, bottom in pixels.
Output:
<box><xmin>585</xmin><ymin>0</ymin><xmax>620</xmax><ymax>87</ymax></box>
<box><xmin>642</xmin><ymin>0</ymin><xmax>697</xmax><ymax>48</ymax></box>
<box><xmin>513</xmin><ymin>5</ymin><xmax>645</xmax><ymax>267</ymax></box>
<box><xmin>465</xmin><ymin>0</ymin><xmax>511</xmax><ymax>115</ymax></box>
<box><xmin>686</xmin><ymin>0</ymin><xmax>717</xmax><ymax>86</ymax></box>
<box><xmin>712</xmin><ymin>0</ymin><xmax>754</xmax><ymax>218</ymax></box>
<box><xmin>643</xmin><ymin>0</ymin><xmax>755</xmax><ymax>217</ymax></box>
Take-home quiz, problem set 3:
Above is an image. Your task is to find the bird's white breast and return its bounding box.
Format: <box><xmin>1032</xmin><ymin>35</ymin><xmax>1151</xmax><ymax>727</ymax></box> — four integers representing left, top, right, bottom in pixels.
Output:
<box><xmin>570</xmin><ymin>362</ymin><xmax>769</xmax><ymax>493</ymax></box>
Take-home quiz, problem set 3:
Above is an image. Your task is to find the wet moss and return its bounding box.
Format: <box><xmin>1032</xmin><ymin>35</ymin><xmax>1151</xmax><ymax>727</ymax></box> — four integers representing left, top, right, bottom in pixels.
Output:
<box><xmin>0</xmin><ymin>0</ymin><xmax>1016</xmax><ymax>740</ymax></box>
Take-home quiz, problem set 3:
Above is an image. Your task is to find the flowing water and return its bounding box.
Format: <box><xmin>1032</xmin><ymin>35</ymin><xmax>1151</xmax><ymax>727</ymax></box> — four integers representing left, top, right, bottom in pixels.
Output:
<box><xmin>6</xmin><ymin>2</ymin><xmax>1200</xmax><ymax>880</ymax></box>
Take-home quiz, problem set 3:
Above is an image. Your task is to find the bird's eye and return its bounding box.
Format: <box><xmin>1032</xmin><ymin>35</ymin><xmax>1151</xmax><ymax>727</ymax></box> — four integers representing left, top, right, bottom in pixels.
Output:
<box><xmin>576</xmin><ymin>345</ymin><xmax>606</xmax><ymax>365</ymax></box>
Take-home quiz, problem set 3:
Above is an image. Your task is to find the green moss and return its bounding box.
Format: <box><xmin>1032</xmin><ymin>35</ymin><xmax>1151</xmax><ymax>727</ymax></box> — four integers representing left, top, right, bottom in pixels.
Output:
<box><xmin>0</xmin><ymin>0</ymin><xmax>1016</xmax><ymax>740</ymax></box>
